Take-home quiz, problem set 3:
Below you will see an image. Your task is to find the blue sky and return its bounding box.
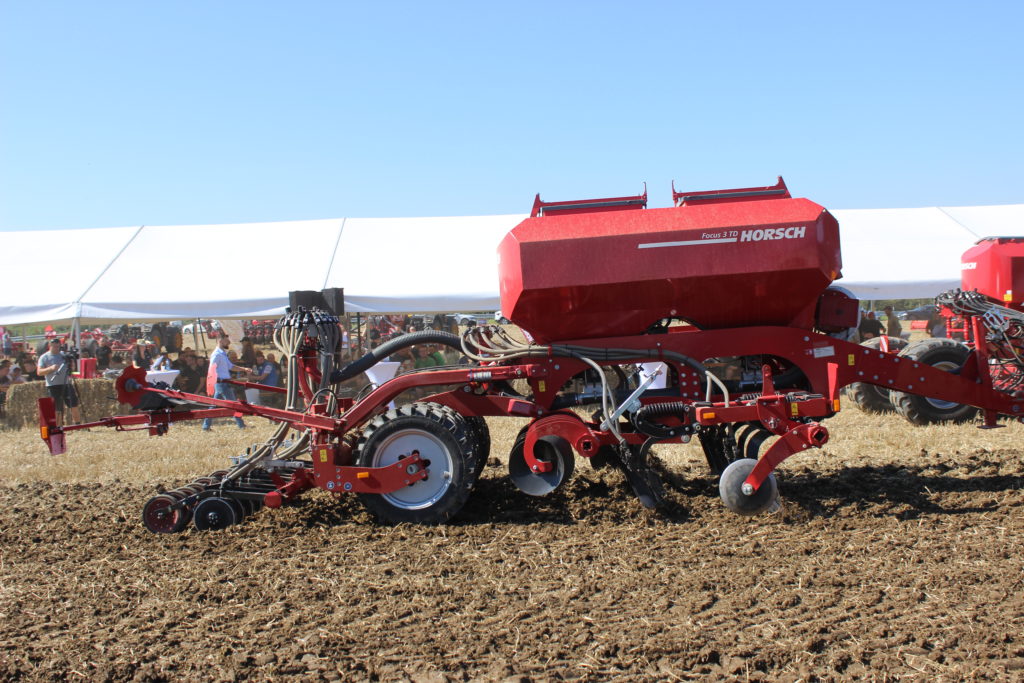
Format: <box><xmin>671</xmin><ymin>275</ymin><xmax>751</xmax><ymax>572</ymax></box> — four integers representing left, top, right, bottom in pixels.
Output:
<box><xmin>1</xmin><ymin>1</ymin><xmax>1022</xmax><ymax>230</ymax></box>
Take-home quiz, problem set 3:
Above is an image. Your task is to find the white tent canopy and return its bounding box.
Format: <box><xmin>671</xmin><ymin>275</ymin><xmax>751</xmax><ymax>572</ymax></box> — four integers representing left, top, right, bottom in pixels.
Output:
<box><xmin>0</xmin><ymin>226</ymin><xmax>140</xmax><ymax>324</ymax></box>
<box><xmin>80</xmin><ymin>218</ymin><xmax>344</xmax><ymax>321</ymax></box>
<box><xmin>0</xmin><ymin>204</ymin><xmax>1020</xmax><ymax>326</ymax></box>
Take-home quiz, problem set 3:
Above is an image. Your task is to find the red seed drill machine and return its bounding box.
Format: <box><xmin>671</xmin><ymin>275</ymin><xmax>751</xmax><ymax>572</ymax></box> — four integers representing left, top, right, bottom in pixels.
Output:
<box><xmin>37</xmin><ymin>179</ymin><xmax>1024</xmax><ymax>532</ymax></box>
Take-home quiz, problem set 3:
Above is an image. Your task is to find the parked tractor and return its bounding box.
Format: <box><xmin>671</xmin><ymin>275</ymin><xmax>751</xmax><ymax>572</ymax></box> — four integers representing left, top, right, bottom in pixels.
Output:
<box><xmin>37</xmin><ymin>179</ymin><xmax>1024</xmax><ymax>532</ymax></box>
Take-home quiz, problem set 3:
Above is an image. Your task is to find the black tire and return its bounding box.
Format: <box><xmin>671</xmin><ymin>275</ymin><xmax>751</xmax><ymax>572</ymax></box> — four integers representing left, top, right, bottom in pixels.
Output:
<box><xmin>463</xmin><ymin>415</ymin><xmax>492</xmax><ymax>471</ymax></box>
<box><xmin>354</xmin><ymin>402</ymin><xmax>477</xmax><ymax>524</ymax></box>
<box><xmin>846</xmin><ymin>336</ymin><xmax>909</xmax><ymax>413</ymax></box>
<box><xmin>890</xmin><ymin>339</ymin><xmax>979</xmax><ymax>425</ymax></box>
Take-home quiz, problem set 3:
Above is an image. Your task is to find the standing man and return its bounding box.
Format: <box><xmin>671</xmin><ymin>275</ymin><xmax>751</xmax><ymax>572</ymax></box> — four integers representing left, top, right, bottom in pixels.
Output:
<box><xmin>857</xmin><ymin>311</ymin><xmax>885</xmax><ymax>340</ymax></box>
<box><xmin>37</xmin><ymin>338</ymin><xmax>82</xmax><ymax>426</ymax></box>
<box><xmin>0</xmin><ymin>360</ymin><xmax>11</xmax><ymax>417</ymax></box>
<box><xmin>250</xmin><ymin>351</ymin><xmax>279</xmax><ymax>406</ymax></box>
<box><xmin>883</xmin><ymin>305</ymin><xmax>903</xmax><ymax>339</ymax></box>
<box><xmin>202</xmin><ymin>333</ymin><xmax>252</xmax><ymax>431</ymax></box>
<box><xmin>95</xmin><ymin>338</ymin><xmax>113</xmax><ymax>371</ymax></box>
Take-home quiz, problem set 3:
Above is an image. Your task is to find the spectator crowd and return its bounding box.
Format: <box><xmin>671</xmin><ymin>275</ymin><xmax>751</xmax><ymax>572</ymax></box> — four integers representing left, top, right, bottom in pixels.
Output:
<box><xmin>0</xmin><ymin>327</ymin><xmax>285</xmax><ymax>424</ymax></box>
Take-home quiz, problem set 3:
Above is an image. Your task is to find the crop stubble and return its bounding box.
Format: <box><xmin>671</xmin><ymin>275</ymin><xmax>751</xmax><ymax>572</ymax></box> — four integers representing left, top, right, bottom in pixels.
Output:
<box><xmin>0</xmin><ymin>411</ymin><xmax>1023</xmax><ymax>681</ymax></box>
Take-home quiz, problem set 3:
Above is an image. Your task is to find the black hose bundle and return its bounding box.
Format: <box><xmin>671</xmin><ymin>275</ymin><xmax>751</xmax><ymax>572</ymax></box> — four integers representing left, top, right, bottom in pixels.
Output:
<box><xmin>330</xmin><ymin>330</ymin><xmax>463</xmax><ymax>384</ymax></box>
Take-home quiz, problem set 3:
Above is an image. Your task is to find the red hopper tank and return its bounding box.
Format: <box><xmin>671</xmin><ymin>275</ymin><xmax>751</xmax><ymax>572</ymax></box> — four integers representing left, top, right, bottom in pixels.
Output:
<box><xmin>961</xmin><ymin>237</ymin><xmax>1024</xmax><ymax>311</ymax></box>
<box><xmin>498</xmin><ymin>179</ymin><xmax>842</xmax><ymax>342</ymax></box>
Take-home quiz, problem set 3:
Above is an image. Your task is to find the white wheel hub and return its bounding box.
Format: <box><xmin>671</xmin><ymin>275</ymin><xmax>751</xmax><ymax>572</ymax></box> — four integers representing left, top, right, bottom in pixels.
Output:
<box><xmin>371</xmin><ymin>428</ymin><xmax>453</xmax><ymax>510</ymax></box>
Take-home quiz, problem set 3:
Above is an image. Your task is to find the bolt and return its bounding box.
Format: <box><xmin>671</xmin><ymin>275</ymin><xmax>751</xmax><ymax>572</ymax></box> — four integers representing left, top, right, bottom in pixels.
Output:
<box><xmin>804</xmin><ymin>336</ymin><xmax>810</xmax><ymax>342</ymax></box>
<box><xmin>920</xmin><ymin>377</ymin><xmax>925</xmax><ymax>382</ymax></box>
<box><xmin>741</xmin><ymin>483</ymin><xmax>755</xmax><ymax>496</ymax></box>
<box><xmin>532</xmin><ymin>465</ymin><xmax>539</xmax><ymax>471</ymax></box>
<box><xmin>908</xmin><ymin>384</ymin><xmax>913</xmax><ymax>390</ymax></box>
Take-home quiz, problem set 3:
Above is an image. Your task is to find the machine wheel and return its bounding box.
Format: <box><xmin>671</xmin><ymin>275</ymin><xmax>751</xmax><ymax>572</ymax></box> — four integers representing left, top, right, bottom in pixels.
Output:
<box><xmin>507</xmin><ymin>431</ymin><xmax>576</xmax><ymax>497</ymax></box>
<box><xmin>354</xmin><ymin>402</ymin><xmax>477</xmax><ymax>524</ymax></box>
<box><xmin>164</xmin><ymin>326</ymin><xmax>183</xmax><ymax>353</ymax></box>
<box><xmin>719</xmin><ymin>458</ymin><xmax>780</xmax><ymax>516</ymax></box>
<box><xmin>193</xmin><ymin>497</ymin><xmax>240</xmax><ymax>530</ymax></box>
<box><xmin>236</xmin><ymin>498</ymin><xmax>260</xmax><ymax>517</ymax></box>
<box><xmin>463</xmin><ymin>415</ymin><xmax>492</xmax><ymax>471</ymax></box>
<box><xmin>889</xmin><ymin>339</ymin><xmax>979</xmax><ymax>425</ymax></box>
<box><xmin>846</xmin><ymin>336</ymin><xmax>909</xmax><ymax>413</ymax></box>
<box><xmin>142</xmin><ymin>494</ymin><xmax>191</xmax><ymax>533</ymax></box>
<box><xmin>732</xmin><ymin>423</ymin><xmax>775</xmax><ymax>463</ymax></box>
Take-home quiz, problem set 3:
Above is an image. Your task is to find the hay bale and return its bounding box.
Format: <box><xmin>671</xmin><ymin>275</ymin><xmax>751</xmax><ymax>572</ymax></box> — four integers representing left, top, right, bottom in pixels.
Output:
<box><xmin>4</xmin><ymin>379</ymin><xmax>129</xmax><ymax>429</ymax></box>
<box><xmin>4</xmin><ymin>382</ymin><xmax>46</xmax><ymax>429</ymax></box>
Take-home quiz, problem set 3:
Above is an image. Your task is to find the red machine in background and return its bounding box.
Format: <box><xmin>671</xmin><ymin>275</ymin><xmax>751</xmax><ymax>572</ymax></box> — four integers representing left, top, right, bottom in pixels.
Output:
<box><xmin>961</xmin><ymin>237</ymin><xmax>1024</xmax><ymax>311</ymax></box>
<box><xmin>38</xmin><ymin>179</ymin><xmax>1024</xmax><ymax>533</ymax></box>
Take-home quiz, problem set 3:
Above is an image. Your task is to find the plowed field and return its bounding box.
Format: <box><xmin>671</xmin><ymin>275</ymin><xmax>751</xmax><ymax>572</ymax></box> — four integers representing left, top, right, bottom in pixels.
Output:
<box><xmin>2</xmin><ymin>411</ymin><xmax>1024</xmax><ymax>681</ymax></box>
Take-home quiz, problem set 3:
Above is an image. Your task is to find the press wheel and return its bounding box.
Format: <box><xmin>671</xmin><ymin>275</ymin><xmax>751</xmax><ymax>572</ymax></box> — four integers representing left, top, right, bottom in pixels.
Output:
<box><xmin>719</xmin><ymin>458</ymin><xmax>780</xmax><ymax>516</ymax></box>
<box><xmin>142</xmin><ymin>494</ymin><xmax>191</xmax><ymax>534</ymax></box>
<box><xmin>193</xmin><ymin>497</ymin><xmax>240</xmax><ymax>531</ymax></box>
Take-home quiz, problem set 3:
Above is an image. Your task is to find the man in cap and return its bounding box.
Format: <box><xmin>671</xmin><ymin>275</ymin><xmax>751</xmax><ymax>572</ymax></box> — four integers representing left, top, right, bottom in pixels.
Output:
<box><xmin>202</xmin><ymin>333</ymin><xmax>253</xmax><ymax>431</ymax></box>
<box><xmin>37</xmin><ymin>338</ymin><xmax>82</xmax><ymax>426</ymax></box>
<box><xmin>883</xmin><ymin>305</ymin><xmax>903</xmax><ymax>339</ymax></box>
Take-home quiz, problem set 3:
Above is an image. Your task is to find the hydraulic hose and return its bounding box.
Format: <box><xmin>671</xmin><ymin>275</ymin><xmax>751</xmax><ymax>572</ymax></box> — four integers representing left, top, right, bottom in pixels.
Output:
<box><xmin>330</xmin><ymin>330</ymin><xmax>463</xmax><ymax>384</ymax></box>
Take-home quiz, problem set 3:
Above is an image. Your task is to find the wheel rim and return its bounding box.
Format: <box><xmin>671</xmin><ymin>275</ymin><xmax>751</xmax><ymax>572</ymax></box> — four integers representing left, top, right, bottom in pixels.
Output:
<box><xmin>924</xmin><ymin>360</ymin><xmax>962</xmax><ymax>410</ymax></box>
<box><xmin>371</xmin><ymin>428</ymin><xmax>453</xmax><ymax>510</ymax></box>
<box><xmin>142</xmin><ymin>495</ymin><xmax>187</xmax><ymax>533</ymax></box>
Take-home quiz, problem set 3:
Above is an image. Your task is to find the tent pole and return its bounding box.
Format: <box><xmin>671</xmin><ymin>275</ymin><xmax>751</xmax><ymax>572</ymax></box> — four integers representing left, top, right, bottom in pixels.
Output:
<box><xmin>73</xmin><ymin>318</ymin><xmax>81</xmax><ymax>373</ymax></box>
<box><xmin>356</xmin><ymin>312</ymin><xmax>362</xmax><ymax>355</ymax></box>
